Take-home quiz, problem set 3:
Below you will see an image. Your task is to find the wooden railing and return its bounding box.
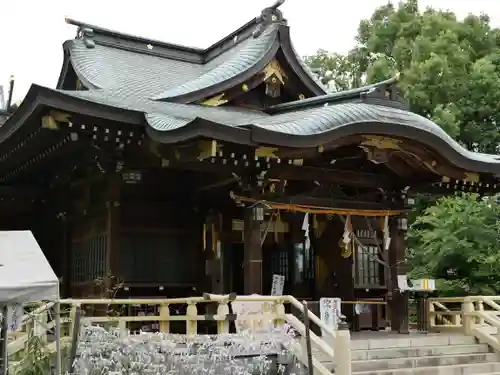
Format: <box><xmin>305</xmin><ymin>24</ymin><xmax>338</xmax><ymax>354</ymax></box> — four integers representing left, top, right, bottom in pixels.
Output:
<box><xmin>429</xmin><ymin>296</ymin><xmax>500</xmax><ymax>352</ymax></box>
<box><xmin>8</xmin><ymin>295</ymin><xmax>352</xmax><ymax>375</ymax></box>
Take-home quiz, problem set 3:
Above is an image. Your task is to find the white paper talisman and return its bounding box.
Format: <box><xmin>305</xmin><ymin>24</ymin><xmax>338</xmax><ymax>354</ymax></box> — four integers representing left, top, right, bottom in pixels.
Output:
<box><xmin>7</xmin><ymin>303</ymin><xmax>23</xmax><ymax>332</ymax></box>
<box><xmin>397</xmin><ymin>275</ymin><xmax>410</xmax><ymax>291</ymax></box>
<box><xmin>319</xmin><ymin>297</ymin><xmax>341</xmax><ymax>338</ymax></box>
<box><xmin>271</xmin><ymin>274</ymin><xmax>285</xmax><ymax>296</ymax></box>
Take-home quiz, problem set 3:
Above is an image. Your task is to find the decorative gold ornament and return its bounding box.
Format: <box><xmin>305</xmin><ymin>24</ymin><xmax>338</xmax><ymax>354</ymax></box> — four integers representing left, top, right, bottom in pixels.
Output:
<box><xmin>339</xmin><ymin>239</ymin><xmax>352</xmax><ymax>258</ymax></box>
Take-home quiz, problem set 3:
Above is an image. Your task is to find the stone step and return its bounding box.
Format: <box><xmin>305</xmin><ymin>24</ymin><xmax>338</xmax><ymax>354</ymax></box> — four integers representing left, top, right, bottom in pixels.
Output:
<box><xmin>349</xmin><ymin>353</ymin><xmax>499</xmax><ymax>372</ymax></box>
<box><xmin>353</xmin><ymin>362</ymin><xmax>500</xmax><ymax>375</ymax></box>
<box><xmin>312</xmin><ymin>344</ymin><xmax>490</xmax><ymax>362</ymax></box>
<box><xmin>351</xmin><ymin>335</ymin><xmax>476</xmax><ymax>350</ymax></box>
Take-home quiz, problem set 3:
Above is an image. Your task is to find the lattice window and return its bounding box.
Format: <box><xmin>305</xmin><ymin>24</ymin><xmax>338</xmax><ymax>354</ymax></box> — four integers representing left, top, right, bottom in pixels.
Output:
<box><xmin>293</xmin><ymin>241</ymin><xmax>315</xmax><ymax>284</ymax></box>
<box><xmin>271</xmin><ymin>248</ymin><xmax>288</xmax><ymax>280</ymax></box>
<box><xmin>353</xmin><ymin>229</ymin><xmax>384</xmax><ymax>287</ymax></box>
<box><xmin>72</xmin><ymin>242</ymin><xmax>84</xmax><ymax>283</ymax></box>
<box><xmin>71</xmin><ymin>234</ymin><xmax>107</xmax><ymax>283</ymax></box>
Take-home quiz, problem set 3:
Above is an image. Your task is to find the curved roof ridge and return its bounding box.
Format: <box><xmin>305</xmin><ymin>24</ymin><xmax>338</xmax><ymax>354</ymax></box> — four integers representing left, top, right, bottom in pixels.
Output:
<box><xmin>266</xmin><ymin>76</ymin><xmax>400</xmax><ymax>113</ymax></box>
<box><xmin>276</xmin><ymin>26</ymin><xmax>327</xmax><ymax>96</ymax></box>
<box><xmin>151</xmin><ymin>24</ymin><xmax>281</xmax><ymax>102</ymax></box>
<box><xmin>64</xmin><ymin>16</ymin><xmax>262</xmax><ymax>63</ymax></box>
<box><xmin>65</xmin><ymin>17</ymin><xmax>210</xmax><ymax>54</ymax></box>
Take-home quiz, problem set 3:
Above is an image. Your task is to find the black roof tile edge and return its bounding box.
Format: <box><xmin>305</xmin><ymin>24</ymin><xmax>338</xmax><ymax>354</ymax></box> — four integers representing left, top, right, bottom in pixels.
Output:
<box><xmin>266</xmin><ymin>77</ymin><xmax>400</xmax><ymax>113</ymax></box>
<box><xmin>146</xmin><ymin>114</ymin><xmax>500</xmax><ymax>175</ymax></box>
<box><xmin>277</xmin><ymin>25</ymin><xmax>327</xmax><ymax>96</ymax></box>
<box><xmin>65</xmin><ymin>17</ymin><xmax>260</xmax><ymax>64</ymax></box>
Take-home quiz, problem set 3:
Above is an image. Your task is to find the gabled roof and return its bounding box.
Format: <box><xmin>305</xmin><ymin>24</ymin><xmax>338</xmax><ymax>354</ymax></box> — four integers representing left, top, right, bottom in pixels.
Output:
<box><xmin>2</xmin><ymin>1</ymin><xmax>500</xmax><ymax>186</ymax></box>
<box><xmin>59</xmin><ymin>1</ymin><xmax>327</xmax><ymax>103</ymax></box>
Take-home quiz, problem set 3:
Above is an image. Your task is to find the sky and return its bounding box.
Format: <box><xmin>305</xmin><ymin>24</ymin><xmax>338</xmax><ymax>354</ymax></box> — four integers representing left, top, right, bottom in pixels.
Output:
<box><xmin>1</xmin><ymin>0</ymin><xmax>499</xmax><ymax>102</ymax></box>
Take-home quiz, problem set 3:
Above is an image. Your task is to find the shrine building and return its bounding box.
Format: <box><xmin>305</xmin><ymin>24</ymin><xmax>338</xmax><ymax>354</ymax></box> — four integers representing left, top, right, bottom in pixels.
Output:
<box><xmin>2</xmin><ymin>1</ymin><xmax>500</xmax><ymax>332</ymax></box>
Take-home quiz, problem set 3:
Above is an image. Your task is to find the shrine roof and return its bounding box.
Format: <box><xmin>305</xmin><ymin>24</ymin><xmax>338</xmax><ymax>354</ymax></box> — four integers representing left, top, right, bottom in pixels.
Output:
<box><xmin>5</xmin><ymin>83</ymin><xmax>500</xmax><ymax>176</ymax></box>
<box><xmin>1</xmin><ymin>1</ymin><xmax>500</xmax><ymax>184</ymax></box>
<box><xmin>0</xmin><ymin>110</ymin><xmax>8</xmax><ymax>126</ymax></box>
<box><xmin>60</xmin><ymin>1</ymin><xmax>326</xmax><ymax>103</ymax></box>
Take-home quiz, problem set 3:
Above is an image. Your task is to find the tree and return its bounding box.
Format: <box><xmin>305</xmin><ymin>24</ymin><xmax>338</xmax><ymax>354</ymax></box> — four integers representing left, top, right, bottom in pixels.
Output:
<box><xmin>304</xmin><ymin>0</ymin><xmax>500</xmax><ymax>294</ymax></box>
<box><xmin>407</xmin><ymin>194</ymin><xmax>500</xmax><ymax>295</ymax></box>
<box><xmin>305</xmin><ymin>0</ymin><xmax>500</xmax><ymax>151</ymax></box>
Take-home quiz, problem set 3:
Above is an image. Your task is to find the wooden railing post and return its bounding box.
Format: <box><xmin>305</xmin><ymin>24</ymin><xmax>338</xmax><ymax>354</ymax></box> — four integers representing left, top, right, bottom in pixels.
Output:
<box><xmin>476</xmin><ymin>300</ymin><xmax>484</xmax><ymax>326</ymax></box>
<box><xmin>335</xmin><ymin>316</ymin><xmax>352</xmax><ymax>375</ymax></box>
<box><xmin>117</xmin><ymin>320</ymin><xmax>127</xmax><ymax>337</ymax></box>
<box><xmin>273</xmin><ymin>299</ymin><xmax>286</xmax><ymax>329</ymax></box>
<box><xmin>186</xmin><ymin>301</ymin><xmax>198</xmax><ymax>336</ymax></box>
<box><xmin>159</xmin><ymin>303</ymin><xmax>170</xmax><ymax>333</ymax></box>
<box><xmin>462</xmin><ymin>298</ymin><xmax>475</xmax><ymax>336</ymax></box>
<box><xmin>217</xmin><ymin>301</ymin><xmax>230</xmax><ymax>334</ymax></box>
<box><xmin>428</xmin><ymin>300</ymin><xmax>436</xmax><ymax>331</ymax></box>
<box><xmin>68</xmin><ymin>304</ymin><xmax>78</xmax><ymax>339</ymax></box>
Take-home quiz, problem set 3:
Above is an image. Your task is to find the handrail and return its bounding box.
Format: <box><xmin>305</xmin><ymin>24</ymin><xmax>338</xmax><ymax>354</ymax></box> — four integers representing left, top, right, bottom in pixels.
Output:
<box><xmin>7</xmin><ymin>295</ymin><xmax>352</xmax><ymax>375</ymax></box>
<box><xmin>286</xmin><ymin>295</ymin><xmax>338</xmax><ymax>338</ymax></box>
<box><xmin>429</xmin><ymin>295</ymin><xmax>500</xmax><ymax>354</ymax></box>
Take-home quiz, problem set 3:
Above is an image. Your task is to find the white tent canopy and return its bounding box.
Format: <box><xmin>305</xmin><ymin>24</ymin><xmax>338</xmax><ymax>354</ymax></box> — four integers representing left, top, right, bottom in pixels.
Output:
<box><xmin>0</xmin><ymin>230</ymin><xmax>59</xmax><ymax>303</ymax></box>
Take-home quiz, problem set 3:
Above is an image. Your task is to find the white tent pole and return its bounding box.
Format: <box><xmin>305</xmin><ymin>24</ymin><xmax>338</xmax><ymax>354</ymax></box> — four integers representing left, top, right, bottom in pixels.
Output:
<box><xmin>54</xmin><ymin>301</ymin><xmax>61</xmax><ymax>375</ymax></box>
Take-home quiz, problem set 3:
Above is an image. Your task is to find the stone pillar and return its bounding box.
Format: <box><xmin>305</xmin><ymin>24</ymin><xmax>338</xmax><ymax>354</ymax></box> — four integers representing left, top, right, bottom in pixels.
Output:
<box><xmin>243</xmin><ymin>205</ymin><xmax>264</xmax><ymax>294</ymax></box>
<box><xmin>389</xmin><ymin>214</ymin><xmax>409</xmax><ymax>334</ymax></box>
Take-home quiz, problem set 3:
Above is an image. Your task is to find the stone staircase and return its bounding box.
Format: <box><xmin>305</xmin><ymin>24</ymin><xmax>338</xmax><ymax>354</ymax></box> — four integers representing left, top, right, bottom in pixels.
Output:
<box><xmin>314</xmin><ymin>334</ymin><xmax>500</xmax><ymax>375</ymax></box>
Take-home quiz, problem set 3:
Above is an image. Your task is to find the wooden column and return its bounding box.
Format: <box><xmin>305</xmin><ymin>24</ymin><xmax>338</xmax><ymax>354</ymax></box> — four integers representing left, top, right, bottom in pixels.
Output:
<box><xmin>389</xmin><ymin>215</ymin><xmax>409</xmax><ymax>334</ymax></box>
<box><xmin>243</xmin><ymin>205</ymin><xmax>264</xmax><ymax>295</ymax></box>
<box><xmin>106</xmin><ymin>173</ymin><xmax>122</xmax><ymax>282</ymax></box>
<box><xmin>204</xmin><ymin>213</ymin><xmax>222</xmax><ymax>294</ymax></box>
<box><xmin>53</xmin><ymin>186</ymin><xmax>72</xmax><ymax>297</ymax></box>
<box><xmin>222</xmin><ymin>214</ymin><xmax>233</xmax><ymax>294</ymax></box>
<box><xmin>62</xmin><ymin>213</ymin><xmax>73</xmax><ymax>297</ymax></box>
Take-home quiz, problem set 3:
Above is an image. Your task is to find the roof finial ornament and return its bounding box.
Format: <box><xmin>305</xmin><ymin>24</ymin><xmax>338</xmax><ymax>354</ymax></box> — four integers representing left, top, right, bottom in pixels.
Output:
<box><xmin>74</xmin><ymin>24</ymin><xmax>95</xmax><ymax>49</ymax></box>
<box><xmin>253</xmin><ymin>0</ymin><xmax>287</xmax><ymax>38</ymax></box>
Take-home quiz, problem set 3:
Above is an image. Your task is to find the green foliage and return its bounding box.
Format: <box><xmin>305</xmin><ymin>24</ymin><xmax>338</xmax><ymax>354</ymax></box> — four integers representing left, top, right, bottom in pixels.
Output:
<box><xmin>407</xmin><ymin>194</ymin><xmax>500</xmax><ymax>295</ymax></box>
<box><xmin>16</xmin><ymin>331</ymin><xmax>52</xmax><ymax>375</ymax></box>
<box><xmin>304</xmin><ymin>0</ymin><xmax>500</xmax><ymax>152</ymax></box>
<box><xmin>304</xmin><ymin>1</ymin><xmax>500</xmax><ymax>296</ymax></box>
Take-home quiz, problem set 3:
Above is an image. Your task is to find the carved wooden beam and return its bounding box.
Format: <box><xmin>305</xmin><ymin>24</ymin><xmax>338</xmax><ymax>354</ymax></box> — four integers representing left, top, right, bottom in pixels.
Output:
<box><xmin>273</xmin><ymin>164</ymin><xmax>394</xmax><ymax>188</ymax></box>
<box><xmin>160</xmin><ymin>140</ymin><xmax>219</xmax><ymax>164</ymax></box>
<box><xmin>163</xmin><ymin>159</ymin><xmax>394</xmax><ymax>189</ymax></box>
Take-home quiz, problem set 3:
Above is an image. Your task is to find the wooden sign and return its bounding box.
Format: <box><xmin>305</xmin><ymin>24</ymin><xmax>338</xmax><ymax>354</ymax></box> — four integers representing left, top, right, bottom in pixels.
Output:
<box><xmin>319</xmin><ymin>297</ymin><xmax>341</xmax><ymax>337</ymax></box>
<box><xmin>271</xmin><ymin>274</ymin><xmax>285</xmax><ymax>296</ymax></box>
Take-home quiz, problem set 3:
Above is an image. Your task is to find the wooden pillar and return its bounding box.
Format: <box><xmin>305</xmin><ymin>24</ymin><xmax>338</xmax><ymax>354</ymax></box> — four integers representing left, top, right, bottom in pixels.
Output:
<box><xmin>62</xmin><ymin>214</ymin><xmax>73</xmax><ymax>297</ymax></box>
<box><xmin>222</xmin><ymin>214</ymin><xmax>233</xmax><ymax>294</ymax></box>
<box><xmin>389</xmin><ymin>214</ymin><xmax>409</xmax><ymax>334</ymax></box>
<box><xmin>53</xmin><ymin>186</ymin><xmax>72</xmax><ymax>298</ymax></box>
<box><xmin>243</xmin><ymin>205</ymin><xmax>263</xmax><ymax>295</ymax></box>
<box><xmin>204</xmin><ymin>213</ymin><xmax>222</xmax><ymax>294</ymax></box>
<box><xmin>106</xmin><ymin>173</ymin><xmax>122</xmax><ymax>282</ymax></box>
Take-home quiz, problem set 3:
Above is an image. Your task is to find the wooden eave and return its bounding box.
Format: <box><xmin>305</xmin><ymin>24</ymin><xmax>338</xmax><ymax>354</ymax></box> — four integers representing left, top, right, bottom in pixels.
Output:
<box><xmin>3</xmin><ymin>84</ymin><xmax>500</xmax><ymax>192</ymax></box>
